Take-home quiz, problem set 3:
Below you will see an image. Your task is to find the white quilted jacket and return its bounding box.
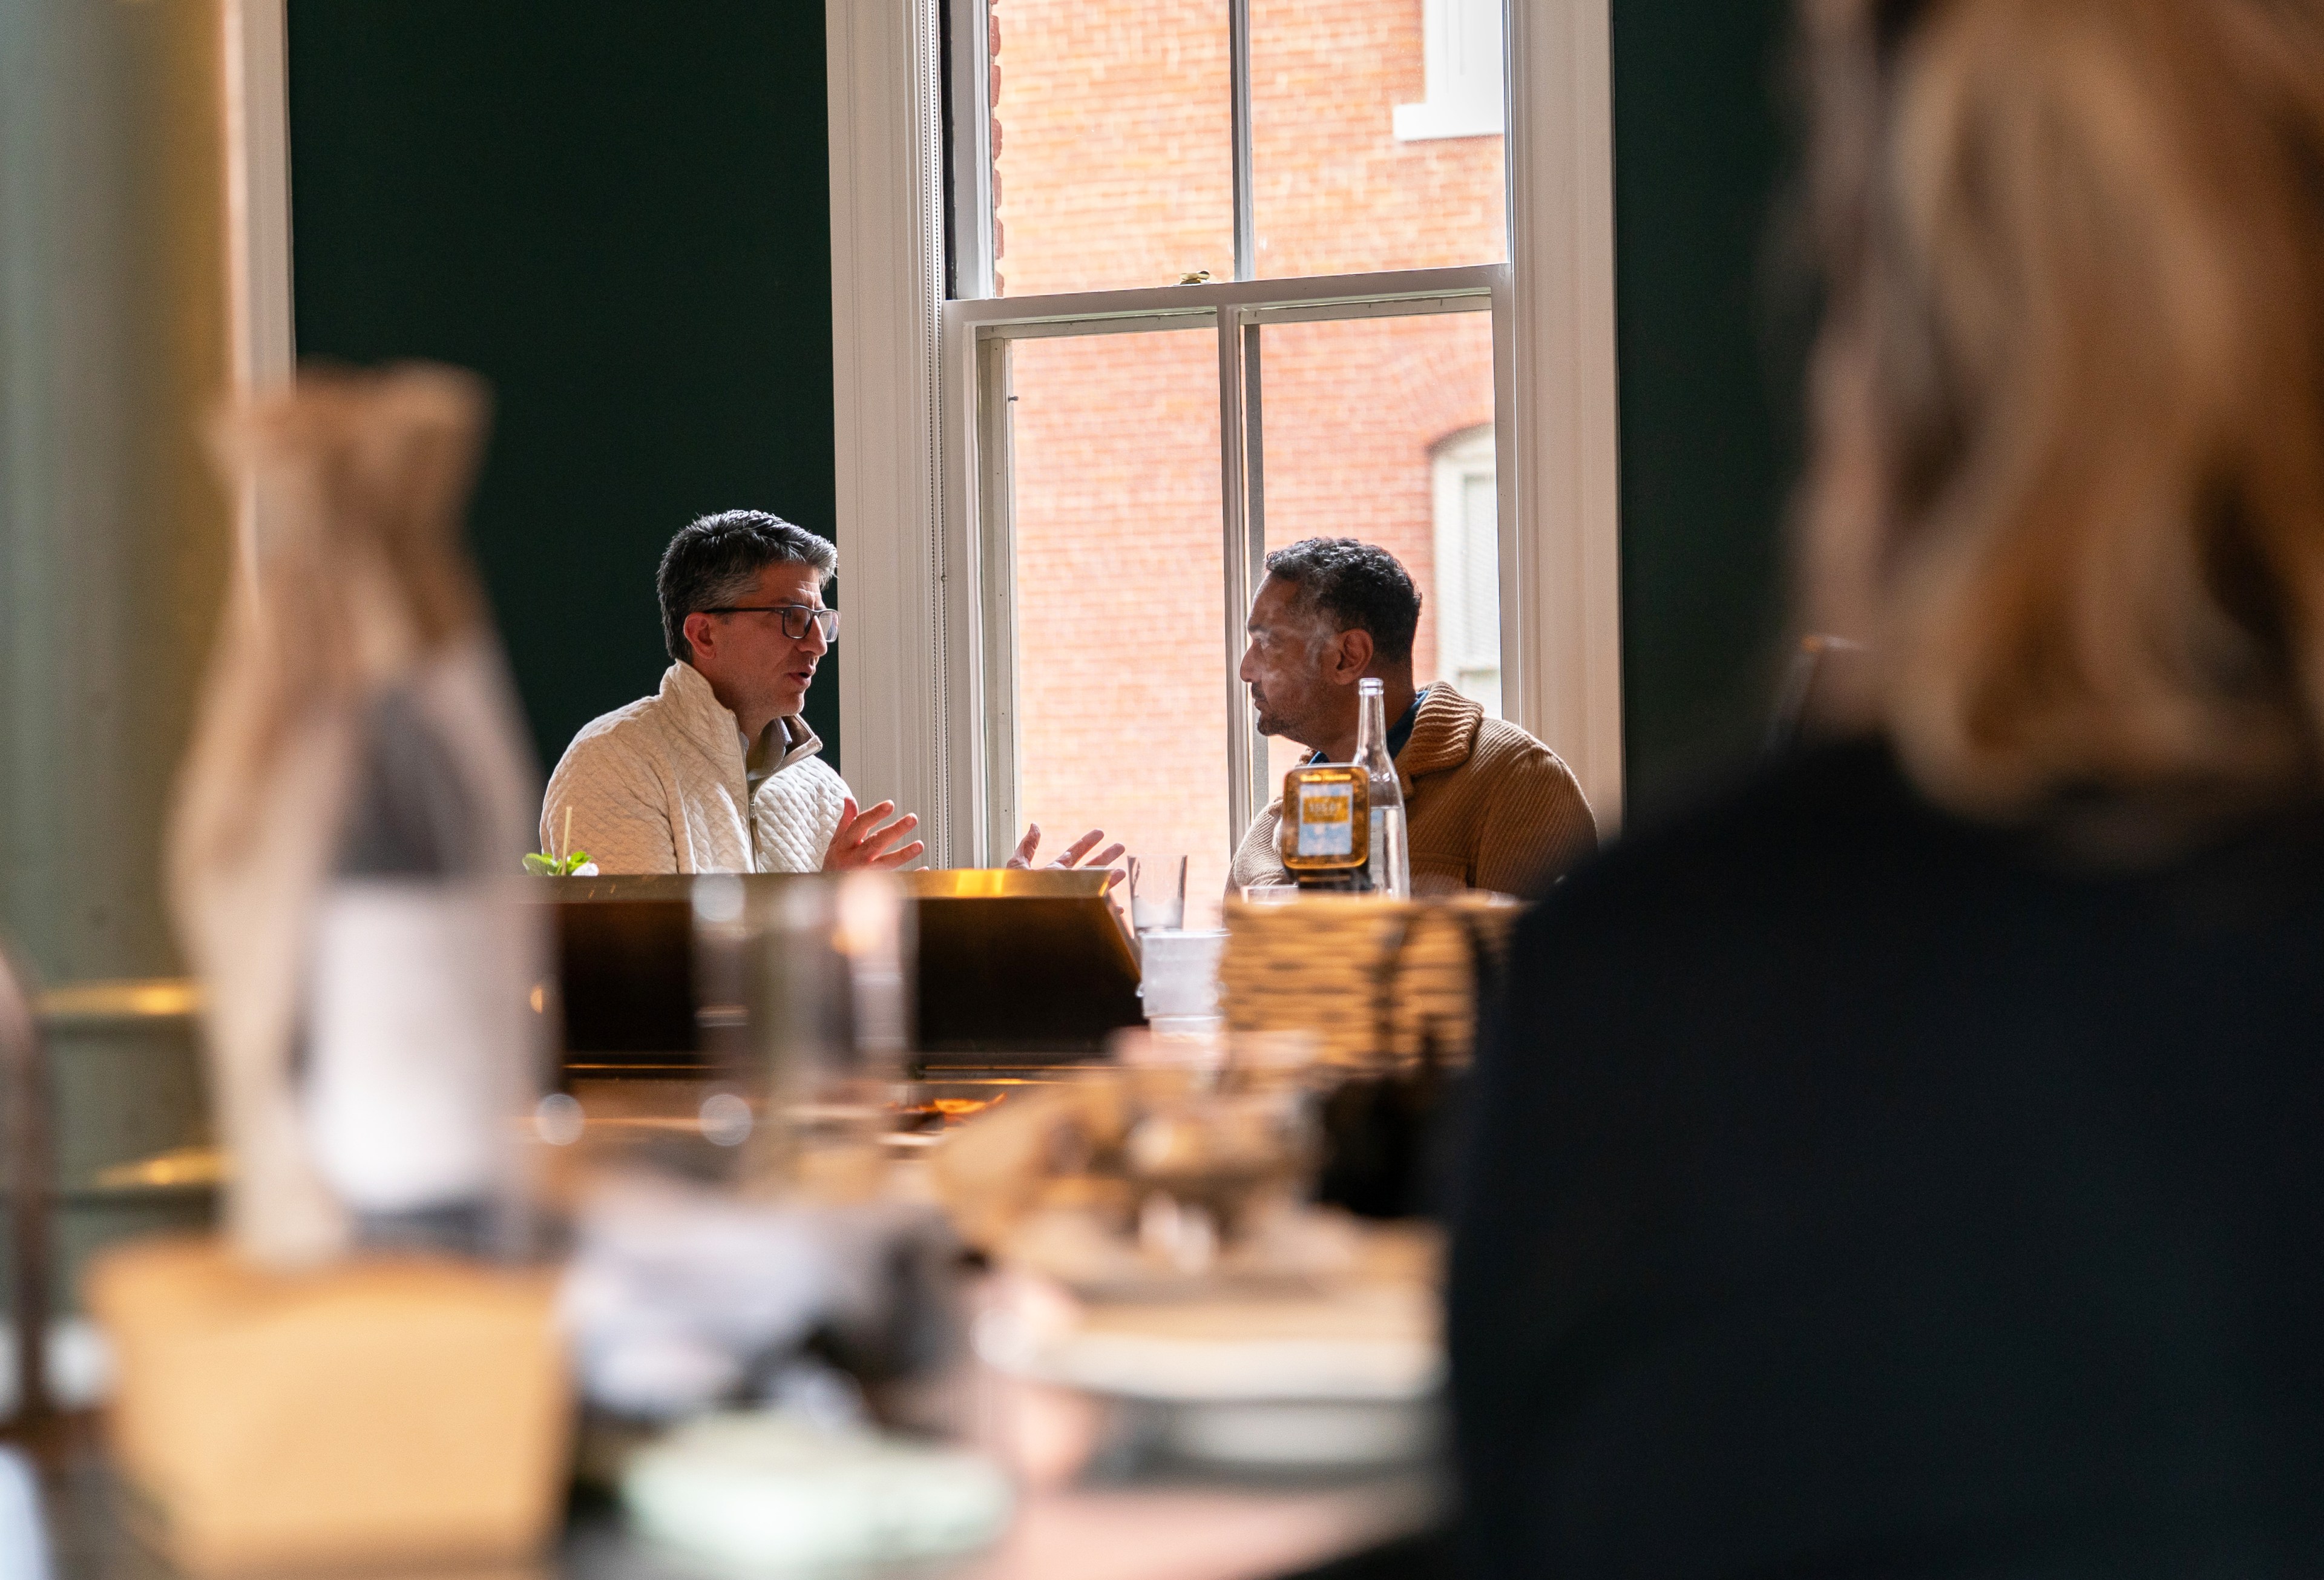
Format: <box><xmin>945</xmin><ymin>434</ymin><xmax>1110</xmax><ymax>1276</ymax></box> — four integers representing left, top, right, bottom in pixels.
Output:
<box><xmin>540</xmin><ymin>662</ymin><xmax>849</xmax><ymax>874</ymax></box>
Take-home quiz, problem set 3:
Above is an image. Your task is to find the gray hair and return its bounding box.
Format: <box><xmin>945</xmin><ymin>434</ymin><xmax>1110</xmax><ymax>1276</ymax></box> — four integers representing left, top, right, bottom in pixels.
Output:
<box><xmin>1262</xmin><ymin>538</ymin><xmax>1422</xmax><ymax>666</ymax></box>
<box><xmin>657</xmin><ymin>509</ymin><xmax>837</xmax><ymax>662</ymax></box>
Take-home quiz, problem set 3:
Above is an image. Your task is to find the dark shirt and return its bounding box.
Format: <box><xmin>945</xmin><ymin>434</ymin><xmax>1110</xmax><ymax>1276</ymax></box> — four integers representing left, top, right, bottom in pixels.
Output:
<box><xmin>1305</xmin><ymin>688</ymin><xmax>1424</xmax><ymax>768</ymax></box>
<box><xmin>1451</xmin><ymin>739</ymin><xmax>2324</xmax><ymax>1577</ymax></box>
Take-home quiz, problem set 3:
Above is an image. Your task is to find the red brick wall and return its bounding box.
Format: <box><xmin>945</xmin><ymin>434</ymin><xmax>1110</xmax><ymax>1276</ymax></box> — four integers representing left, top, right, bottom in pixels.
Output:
<box><xmin>992</xmin><ymin>0</ymin><xmax>1502</xmax><ymax>918</ymax></box>
<box><xmin>1246</xmin><ymin>0</ymin><xmax>1506</xmax><ymax>280</ymax></box>
<box><xmin>1008</xmin><ymin>330</ymin><xmax>1229</xmax><ymax>903</ymax></box>
<box><xmin>991</xmin><ymin>0</ymin><xmax>1233</xmax><ymax>296</ymax></box>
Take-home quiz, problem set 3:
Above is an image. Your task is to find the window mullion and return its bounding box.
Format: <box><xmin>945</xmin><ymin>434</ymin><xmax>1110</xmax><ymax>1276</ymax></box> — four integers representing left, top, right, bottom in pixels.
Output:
<box><xmin>1218</xmin><ymin>310</ymin><xmax>1259</xmax><ymax>852</ymax></box>
<box><xmin>1229</xmin><ymin>0</ymin><xmax>1255</xmax><ymax>281</ymax></box>
<box><xmin>946</xmin><ymin>0</ymin><xmax>996</xmax><ymax>299</ymax></box>
<box><xmin>1490</xmin><ymin>268</ymin><xmax>1525</xmax><ymax>731</ymax></box>
<box><xmin>1240</xmin><ymin>320</ymin><xmax>1269</xmax><ymax>818</ymax></box>
<box><xmin>975</xmin><ymin>333</ymin><xmax>1020</xmax><ymax>860</ymax></box>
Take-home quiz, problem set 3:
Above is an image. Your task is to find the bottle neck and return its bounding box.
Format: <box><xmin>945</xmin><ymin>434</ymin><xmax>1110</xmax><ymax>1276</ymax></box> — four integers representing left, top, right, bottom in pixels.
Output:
<box><xmin>1354</xmin><ymin>685</ymin><xmax>1390</xmax><ymax>768</ymax></box>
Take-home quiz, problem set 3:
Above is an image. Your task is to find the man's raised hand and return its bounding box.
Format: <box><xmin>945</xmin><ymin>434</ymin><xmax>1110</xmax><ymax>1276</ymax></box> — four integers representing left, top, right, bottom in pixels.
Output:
<box><xmin>1006</xmin><ymin>822</ymin><xmax>1126</xmax><ymax>890</ymax></box>
<box><xmin>823</xmin><ymin>796</ymin><xmax>925</xmax><ymax>871</ymax></box>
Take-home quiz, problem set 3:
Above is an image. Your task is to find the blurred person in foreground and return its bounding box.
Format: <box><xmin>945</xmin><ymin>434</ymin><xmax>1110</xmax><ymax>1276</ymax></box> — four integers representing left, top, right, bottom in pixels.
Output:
<box><xmin>1454</xmin><ymin>0</ymin><xmax>2324</xmax><ymax>1573</ymax></box>
<box><xmin>1230</xmin><ymin>537</ymin><xmax>1596</xmax><ymax>896</ymax></box>
<box><xmin>542</xmin><ymin>509</ymin><xmax>1121</xmax><ymax>880</ymax></box>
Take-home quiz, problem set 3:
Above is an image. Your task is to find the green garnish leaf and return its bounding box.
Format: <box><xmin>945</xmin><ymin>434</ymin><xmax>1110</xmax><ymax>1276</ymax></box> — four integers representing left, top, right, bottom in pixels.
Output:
<box><xmin>523</xmin><ymin>849</ymin><xmax>593</xmax><ymax>877</ymax></box>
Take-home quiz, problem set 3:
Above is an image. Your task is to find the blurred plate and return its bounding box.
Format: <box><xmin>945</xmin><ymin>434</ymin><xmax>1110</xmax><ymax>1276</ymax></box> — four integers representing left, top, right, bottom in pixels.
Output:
<box><xmin>976</xmin><ymin>1286</ymin><xmax>1440</xmax><ymax>1404</ymax></box>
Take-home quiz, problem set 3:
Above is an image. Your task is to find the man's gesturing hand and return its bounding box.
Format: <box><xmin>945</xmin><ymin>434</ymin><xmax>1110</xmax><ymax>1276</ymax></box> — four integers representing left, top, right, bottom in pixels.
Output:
<box><xmin>1006</xmin><ymin>823</ymin><xmax>1126</xmax><ymax>890</ymax></box>
<box><xmin>823</xmin><ymin>797</ymin><xmax>925</xmax><ymax>871</ymax></box>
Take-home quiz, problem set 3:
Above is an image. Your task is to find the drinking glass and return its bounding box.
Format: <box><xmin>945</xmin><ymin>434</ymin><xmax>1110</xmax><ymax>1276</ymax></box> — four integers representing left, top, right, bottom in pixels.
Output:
<box><xmin>1128</xmin><ymin>854</ymin><xmax>1189</xmax><ymax>932</ymax></box>
<box><xmin>689</xmin><ymin>872</ymin><xmax>913</xmax><ymax>1195</ymax></box>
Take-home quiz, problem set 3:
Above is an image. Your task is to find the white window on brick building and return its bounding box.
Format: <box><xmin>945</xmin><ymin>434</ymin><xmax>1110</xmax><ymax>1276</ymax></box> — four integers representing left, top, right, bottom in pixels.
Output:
<box><xmin>837</xmin><ymin>0</ymin><xmax>1618</xmax><ymax>864</ymax></box>
<box><xmin>944</xmin><ymin>0</ymin><xmax>1518</xmax><ymax>907</ymax></box>
<box><xmin>1431</xmin><ymin>425</ymin><xmax>1502</xmax><ymax>719</ymax></box>
<box><xmin>1393</xmin><ymin>0</ymin><xmax>1506</xmax><ymax>143</ymax></box>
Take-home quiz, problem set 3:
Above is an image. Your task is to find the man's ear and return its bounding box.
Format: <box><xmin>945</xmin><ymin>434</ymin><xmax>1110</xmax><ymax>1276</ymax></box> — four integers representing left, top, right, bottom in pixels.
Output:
<box><xmin>683</xmin><ymin>610</ymin><xmax>717</xmax><ymax>661</ymax></box>
<box><xmin>1329</xmin><ymin>627</ymin><xmax>1376</xmax><ymax>683</ymax></box>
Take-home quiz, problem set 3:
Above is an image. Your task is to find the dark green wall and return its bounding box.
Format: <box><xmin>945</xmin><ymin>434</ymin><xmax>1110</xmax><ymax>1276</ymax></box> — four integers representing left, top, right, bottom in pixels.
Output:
<box><xmin>1610</xmin><ymin>0</ymin><xmax>1806</xmax><ymax>823</ymax></box>
<box><xmin>286</xmin><ymin>1</ymin><xmax>841</xmax><ymax>780</ymax></box>
<box><xmin>286</xmin><ymin>1</ymin><xmax>1805</xmax><ymax>824</ymax></box>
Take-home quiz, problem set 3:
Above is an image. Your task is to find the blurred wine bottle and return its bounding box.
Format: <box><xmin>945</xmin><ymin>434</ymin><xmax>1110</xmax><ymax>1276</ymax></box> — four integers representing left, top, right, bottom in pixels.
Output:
<box><xmin>172</xmin><ymin>366</ymin><xmax>546</xmax><ymax>1266</ymax></box>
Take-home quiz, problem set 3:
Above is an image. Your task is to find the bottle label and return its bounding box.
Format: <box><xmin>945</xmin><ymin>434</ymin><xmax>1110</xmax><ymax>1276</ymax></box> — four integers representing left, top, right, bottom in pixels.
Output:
<box><xmin>1295</xmin><ymin>782</ymin><xmax>1356</xmax><ymax>857</ymax></box>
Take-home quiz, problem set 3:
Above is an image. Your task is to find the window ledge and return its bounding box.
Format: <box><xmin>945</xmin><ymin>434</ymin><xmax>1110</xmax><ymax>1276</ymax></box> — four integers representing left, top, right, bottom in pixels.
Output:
<box><xmin>1393</xmin><ymin>99</ymin><xmax>1503</xmax><ymax>142</ymax></box>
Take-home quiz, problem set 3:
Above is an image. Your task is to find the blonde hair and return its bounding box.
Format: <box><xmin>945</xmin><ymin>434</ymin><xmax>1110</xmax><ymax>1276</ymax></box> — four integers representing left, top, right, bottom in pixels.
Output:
<box><xmin>1802</xmin><ymin>0</ymin><xmax>2324</xmax><ymax>840</ymax></box>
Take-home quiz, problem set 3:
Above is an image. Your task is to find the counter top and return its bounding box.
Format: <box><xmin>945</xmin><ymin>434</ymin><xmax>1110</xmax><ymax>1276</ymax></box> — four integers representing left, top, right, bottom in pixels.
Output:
<box><xmin>40</xmin><ymin>1445</ymin><xmax>1442</xmax><ymax>1580</ymax></box>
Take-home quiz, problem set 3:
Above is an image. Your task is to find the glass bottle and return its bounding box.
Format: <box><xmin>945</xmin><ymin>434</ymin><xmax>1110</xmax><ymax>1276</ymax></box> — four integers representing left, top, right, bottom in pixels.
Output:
<box><xmin>1354</xmin><ymin>679</ymin><xmax>1411</xmax><ymax>900</ymax></box>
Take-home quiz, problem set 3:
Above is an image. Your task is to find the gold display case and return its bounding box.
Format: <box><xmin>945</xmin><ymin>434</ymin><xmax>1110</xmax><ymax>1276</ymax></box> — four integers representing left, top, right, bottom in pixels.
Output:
<box><xmin>538</xmin><ymin>869</ymin><xmax>1143</xmax><ymax>1075</ymax></box>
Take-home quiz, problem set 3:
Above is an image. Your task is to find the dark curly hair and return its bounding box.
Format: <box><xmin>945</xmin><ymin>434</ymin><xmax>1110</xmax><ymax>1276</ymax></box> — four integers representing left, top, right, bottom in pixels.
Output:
<box><xmin>1262</xmin><ymin>537</ymin><xmax>1422</xmax><ymax>666</ymax></box>
<box><xmin>657</xmin><ymin>509</ymin><xmax>837</xmax><ymax>663</ymax></box>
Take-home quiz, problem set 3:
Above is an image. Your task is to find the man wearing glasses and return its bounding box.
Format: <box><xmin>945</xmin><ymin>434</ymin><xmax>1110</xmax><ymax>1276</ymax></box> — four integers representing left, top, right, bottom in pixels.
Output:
<box><xmin>541</xmin><ymin>510</ymin><xmax>923</xmax><ymax>873</ymax></box>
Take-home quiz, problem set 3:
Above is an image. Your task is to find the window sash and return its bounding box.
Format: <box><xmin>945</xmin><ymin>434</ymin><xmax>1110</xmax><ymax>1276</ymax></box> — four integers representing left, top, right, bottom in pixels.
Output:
<box><xmin>943</xmin><ymin>265</ymin><xmax>1511</xmax><ymax>861</ymax></box>
<box><xmin>905</xmin><ymin>0</ymin><xmax>1624</xmax><ymax>869</ymax></box>
<box><xmin>939</xmin><ymin>0</ymin><xmax>1521</xmax><ymax>859</ymax></box>
<box><xmin>943</xmin><ymin>0</ymin><xmax>1506</xmax><ymax>303</ymax></box>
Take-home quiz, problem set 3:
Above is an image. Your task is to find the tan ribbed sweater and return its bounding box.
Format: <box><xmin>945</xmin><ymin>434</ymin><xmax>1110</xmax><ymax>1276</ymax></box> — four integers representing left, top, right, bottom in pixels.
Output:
<box><xmin>1229</xmin><ymin>684</ymin><xmax>1598</xmax><ymax>898</ymax></box>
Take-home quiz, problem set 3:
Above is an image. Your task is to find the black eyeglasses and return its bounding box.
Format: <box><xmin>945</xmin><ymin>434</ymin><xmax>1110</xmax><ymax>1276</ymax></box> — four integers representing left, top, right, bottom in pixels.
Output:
<box><xmin>701</xmin><ymin>604</ymin><xmax>841</xmax><ymax>642</ymax></box>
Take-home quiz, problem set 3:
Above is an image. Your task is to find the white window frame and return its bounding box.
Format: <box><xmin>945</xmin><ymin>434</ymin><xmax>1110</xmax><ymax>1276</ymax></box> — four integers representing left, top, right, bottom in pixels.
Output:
<box><xmin>833</xmin><ymin>0</ymin><xmax>1621</xmax><ymax>867</ymax></box>
<box><xmin>1431</xmin><ymin>424</ymin><xmax>1503</xmax><ymax>713</ymax></box>
<box><xmin>947</xmin><ymin>267</ymin><xmax>1509</xmax><ymax>860</ymax></box>
<box><xmin>1396</xmin><ymin>0</ymin><xmax>1508</xmax><ymax>142</ymax></box>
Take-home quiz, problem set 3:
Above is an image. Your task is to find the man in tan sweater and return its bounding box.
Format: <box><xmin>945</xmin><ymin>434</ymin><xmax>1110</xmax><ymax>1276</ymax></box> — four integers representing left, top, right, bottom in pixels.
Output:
<box><xmin>1229</xmin><ymin>538</ymin><xmax>1597</xmax><ymax>898</ymax></box>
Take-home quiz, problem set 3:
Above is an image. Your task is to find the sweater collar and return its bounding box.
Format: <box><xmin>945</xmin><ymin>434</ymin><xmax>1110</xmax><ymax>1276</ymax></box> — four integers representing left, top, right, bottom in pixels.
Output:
<box><xmin>1292</xmin><ymin>683</ymin><xmax>1480</xmax><ymax>795</ymax></box>
<box><xmin>1398</xmin><ymin>683</ymin><xmax>1483</xmax><ymax>783</ymax></box>
<box><xmin>661</xmin><ymin>662</ymin><xmax>823</xmax><ymax>781</ymax></box>
<box><xmin>769</xmin><ymin>713</ymin><xmax>826</xmax><ymax>772</ymax></box>
<box><xmin>1303</xmin><ymin>689</ymin><xmax>1423</xmax><ymax>766</ymax></box>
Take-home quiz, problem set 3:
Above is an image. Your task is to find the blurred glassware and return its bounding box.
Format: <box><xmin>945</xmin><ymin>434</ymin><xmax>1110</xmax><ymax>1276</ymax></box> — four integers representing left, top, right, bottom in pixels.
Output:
<box><xmin>621</xmin><ymin>1410</ymin><xmax>1011</xmax><ymax>1570</ymax></box>
<box><xmin>1128</xmin><ymin>855</ymin><xmax>1189</xmax><ymax>933</ymax></box>
<box><xmin>0</xmin><ymin>1318</ymin><xmax>113</xmax><ymax>1421</ymax></box>
<box><xmin>171</xmin><ymin>364</ymin><xmax>545</xmax><ymax>1268</ymax></box>
<box><xmin>560</xmin><ymin>1174</ymin><xmax>959</xmax><ymax>1421</ymax></box>
<box><xmin>304</xmin><ymin>877</ymin><xmax>546</xmax><ymax>1257</ymax></box>
<box><xmin>1137</xmin><ymin>927</ymin><xmax>1227</xmax><ymax>1039</ymax></box>
<box><xmin>973</xmin><ymin>1215</ymin><xmax>1446</xmax><ymax>1472</ymax></box>
<box><xmin>1114</xmin><ymin>1023</ymin><xmax>1226</xmax><ymax>1075</ymax></box>
<box><xmin>691</xmin><ymin>873</ymin><xmax>914</xmax><ymax>1200</ymax></box>
<box><xmin>0</xmin><ymin>1446</ymin><xmax>50</xmax><ymax>1580</ymax></box>
<box><xmin>123</xmin><ymin>362</ymin><xmax>566</xmax><ymax>1565</ymax></box>
<box><xmin>1</xmin><ymin>940</ymin><xmax>51</xmax><ymax>1431</ymax></box>
<box><xmin>1121</xmin><ymin>1081</ymin><xmax>1316</xmax><ymax>1254</ymax></box>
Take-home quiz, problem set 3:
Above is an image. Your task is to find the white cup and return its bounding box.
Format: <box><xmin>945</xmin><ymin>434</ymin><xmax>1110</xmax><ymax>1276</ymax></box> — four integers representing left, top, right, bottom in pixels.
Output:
<box><xmin>1138</xmin><ymin>927</ymin><xmax>1227</xmax><ymax>1020</ymax></box>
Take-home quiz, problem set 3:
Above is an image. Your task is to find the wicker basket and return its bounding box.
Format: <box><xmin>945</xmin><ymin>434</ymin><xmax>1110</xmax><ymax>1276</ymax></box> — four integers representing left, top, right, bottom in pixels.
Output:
<box><xmin>1219</xmin><ymin>894</ymin><xmax>1523</xmax><ymax>1071</ymax></box>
